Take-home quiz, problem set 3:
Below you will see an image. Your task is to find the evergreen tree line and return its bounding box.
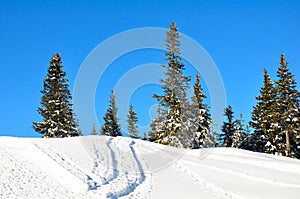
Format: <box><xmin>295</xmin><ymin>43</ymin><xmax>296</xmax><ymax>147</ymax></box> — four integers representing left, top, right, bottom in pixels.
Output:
<box><xmin>79</xmin><ymin>21</ymin><xmax>216</xmax><ymax>145</ymax></box>
<box><xmin>33</xmin><ymin>22</ymin><xmax>300</xmax><ymax>159</ymax></box>
<box><xmin>219</xmin><ymin>53</ymin><xmax>300</xmax><ymax>158</ymax></box>
<box><xmin>98</xmin><ymin>91</ymin><xmax>141</xmax><ymax>139</ymax></box>
<box><xmin>149</xmin><ymin>22</ymin><xmax>216</xmax><ymax>149</ymax></box>
<box><xmin>246</xmin><ymin>53</ymin><xmax>299</xmax><ymax>158</ymax></box>
<box><xmin>32</xmin><ymin>54</ymin><xmax>140</xmax><ymax>139</ymax></box>
<box><xmin>149</xmin><ymin>22</ymin><xmax>300</xmax><ymax>159</ymax></box>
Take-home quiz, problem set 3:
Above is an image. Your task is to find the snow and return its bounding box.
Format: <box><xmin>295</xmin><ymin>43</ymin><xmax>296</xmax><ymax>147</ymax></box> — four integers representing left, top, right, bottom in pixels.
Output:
<box><xmin>0</xmin><ymin>136</ymin><xmax>300</xmax><ymax>199</ymax></box>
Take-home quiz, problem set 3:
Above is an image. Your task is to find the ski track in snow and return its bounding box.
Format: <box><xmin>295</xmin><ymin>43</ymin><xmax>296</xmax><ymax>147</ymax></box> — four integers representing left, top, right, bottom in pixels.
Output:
<box><xmin>174</xmin><ymin>149</ymin><xmax>300</xmax><ymax>199</ymax></box>
<box><xmin>105</xmin><ymin>138</ymin><xmax>120</xmax><ymax>183</ymax></box>
<box><xmin>182</xmin><ymin>159</ymin><xmax>300</xmax><ymax>188</ymax></box>
<box><xmin>140</xmin><ymin>141</ymin><xmax>244</xmax><ymax>199</ymax></box>
<box><xmin>34</xmin><ymin>138</ymin><xmax>153</xmax><ymax>199</ymax></box>
<box><xmin>106</xmin><ymin>138</ymin><xmax>153</xmax><ymax>199</ymax></box>
<box><xmin>110</xmin><ymin>141</ymin><xmax>146</xmax><ymax>198</ymax></box>
<box><xmin>33</xmin><ymin>142</ymin><xmax>103</xmax><ymax>191</ymax></box>
<box><xmin>174</xmin><ymin>160</ymin><xmax>245</xmax><ymax>199</ymax></box>
<box><xmin>0</xmin><ymin>145</ymin><xmax>75</xmax><ymax>199</ymax></box>
<box><xmin>90</xmin><ymin>138</ymin><xmax>118</xmax><ymax>187</ymax></box>
<box><xmin>207</xmin><ymin>152</ymin><xmax>300</xmax><ymax>175</ymax></box>
<box><xmin>33</xmin><ymin>137</ymin><xmax>154</xmax><ymax>198</ymax></box>
<box><xmin>1</xmin><ymin>136</ymin><xmax>299</xmax><ymax>199</ymax></box>
<box><xmin>145</xmin><ymin>146</ymin><xmax>245</xmax><ymax>199</ymax></box>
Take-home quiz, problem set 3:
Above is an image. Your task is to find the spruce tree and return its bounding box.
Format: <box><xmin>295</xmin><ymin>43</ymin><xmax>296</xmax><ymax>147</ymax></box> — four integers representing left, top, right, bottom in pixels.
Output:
<box><xmin>149</xmin><ymin>105</ymin><xmax>166</xmax><ymax>142</ymax></box>
<box><xmin>249</xmin><ymin>68</ymin><xmax>278</xmax><ymax>153</ymax></box>
<box><xmin>33</xmin><ymin>53</ymin><xmax>80</xmax><ymax>138</ymax></box>
<box><xmin>274</xmin><ymin>53</ymin><xmax>300</xmax><ymax>157</ymax></box>
<box><xmin>231</xmin><ymin>114</ymin><xmax>247</xmax><ymax>148</ymax></box>
<box><xmin>78</xmin><ymin>129</ymin><xmax>83</xmax><ymax>136</ymax></box>
<box><xmin>100</xmin><ymin>114</ymin><xmax>109</xmax><ymax>136</ymax></box>
<box><xmin>190</xmin><ymin>74</ymin><xmax>214</xmax><ymax>149</ymax></box>
<box><xmin>127</xmin><ymin>104</ymin><xmax>139</xmax><ymax>139</ymax></box>
<box><xmin>296</xmin><ymin>126</ymin><xmax>300</xmax><ymax>156</ymax></box>
<box><xmin>220</xmin><ymin>106</ymin><xmax>236</xmax><ymax>147</ymax></box>
<box><xmin>153</xmin><ymin>21</ymin><xmax>191</xmax><ymax>148</ymax></box>
<box><xmin>101</xmin><ymin>90</ymin><xmax>122</xmax><ymax>137</ymax></box>
<box><xmin>91</xmin><ymin>123</ymin><xmax>97</xmax><ymax>135</ymax></box>
<box><xmin>142</xmin><ymin>132</ymin><xmax>148</xmax><ymax>141</ymax></box>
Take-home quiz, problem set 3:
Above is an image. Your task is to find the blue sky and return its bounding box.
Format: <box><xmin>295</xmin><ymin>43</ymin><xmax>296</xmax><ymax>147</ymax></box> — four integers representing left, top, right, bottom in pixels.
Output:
<box><xmin>0</xmin><ymin>0</ymin><xmax>299</xmax><ymax>137</ymax></box>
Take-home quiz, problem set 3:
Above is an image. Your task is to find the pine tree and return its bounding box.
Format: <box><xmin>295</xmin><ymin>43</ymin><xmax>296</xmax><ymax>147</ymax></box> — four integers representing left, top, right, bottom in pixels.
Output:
<box><xmin>142</xmin><ymin>132</ymin><xmax>148</xmax><ymax>141</ymax></box>
<box><xmin>149</xmin><ymin>105</ymin><xmax>166</xmax><ymax>142</ymax></box>
<box><xmin>220</xmin><ymin>106</ymin><xmax>236</xmax><ymax>147</ymax></box>
<box><xmin>296</xmin><ymin>125</ymin><xmax>300</xmax><ymax>156</ymax></box>
<box><xmin>274</xmin><ymin>53</ymin><xmax>300</xmax><ymax>157</ymax></box>
<box><xmin>190</xmin><ymin>74</ymin><xmax>214</xmax><ymax>149</ymax></box>
<box><xmin>78</xmin><ymin>129</ymin><xmax>83</xmax><ymax>136</ymax></box>
<box><xmin>91</xmin><ymin>123</ymin><xmax>97</xmax><ymax>135</ymax></box>
<box><xmin>249</xmin><ymin>68</ymin><xmax>278</xmax><ymax>153</ymax></box>
<box><xmin>153</xmin><ymin>21</ymin><xmax>191</xmax><ymax>148</ymax></box>
<box><xmin>127</xmin><ymin>104</ymin><xmax>139</xmax><ymax>139</ymax></box>
<box><xmin>33</xmin><ymin>53</ymin><xmax>80</xmax><ymax>138</ymax></box>
<box><xmin>101</xmin><ymin>90</ymin><xmax>122</xmax><ymax>137</ymax></box>
<box><xmin>231</xmin><ymin>114</ymin><xmax>247</xmax><ymax>148</ymax></box>
<box><xmin>100</xmin><ymin>114</ymin><xmax>109</xmax><ymax>136</ymax></box>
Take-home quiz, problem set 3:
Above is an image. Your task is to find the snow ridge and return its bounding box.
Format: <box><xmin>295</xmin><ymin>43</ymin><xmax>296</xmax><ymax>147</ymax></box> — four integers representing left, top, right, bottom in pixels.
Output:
<box><xmin>0</xmin><ymin>136</ymin><xmax>299</xmax><ymax>199</ymax></box>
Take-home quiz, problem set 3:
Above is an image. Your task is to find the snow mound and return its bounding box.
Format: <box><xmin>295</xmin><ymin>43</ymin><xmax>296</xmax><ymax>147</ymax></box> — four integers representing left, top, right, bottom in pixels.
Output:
<box><xmin>0</xmin><ymin>136</ymin><xmax>300</xmax><ymax>199</ymax></box>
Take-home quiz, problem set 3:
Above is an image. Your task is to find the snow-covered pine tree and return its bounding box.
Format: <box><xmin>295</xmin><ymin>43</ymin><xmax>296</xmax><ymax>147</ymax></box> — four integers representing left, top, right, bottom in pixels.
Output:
<box><xmin>149</xmin><ymin>105</ymin><xmax>166</xmax><ymax>142</ymax></box>
<box><xmin>142</xmin><ymin>132</ymin><xmax>148</xmax><ymax>141</ymax></box>
<box><xmin>274</xmin><ymin>53</ymin><xmax>300</xmax><ymax>157</ymax></box>
<box><xmin>296</xmin><ymin>123</ymin><xmax>300</xmax><ymax>157</ymax></box>
<box><xmin>220</xmin><ymin>106</ymin><xmax>236</xmax><ymax>147</ymax></box>
<box><xmin>239</xmin><ymin>124</ymin><xmax>256</xmax><ymax>151</ymax></box>
<box><xmin>153</xmin><ymin>21</ymin><xmax>191</xmax><ymax>148</ymax></box>
<box><xmin>190</xmin><ymin>74</ymin><xmax>214</xmax><ymax>149</ymax></box>
<box><xmin>127</xmin><ymin>104</ymin><xmax>139</xmax><ymax>139</ymax></box>
<box><xmin>33</xmin><ymin>53</ymin><xmax>80</xmax><ymax>138</ymax></box>
<box><xmin>231</xmin><ymin>114</ymin><xmax>247</xmax><ymax>148</ymax></box>
<box><xmin>101</xmin><ymin>90</ymin><xmax>122</xmax><ymax>137</ymax></box>
<box><xmin>100</xmin><ymin>114</ymin><xmax>109</xmax><ymax>136</ymax></box>
<box><xmin>91</xmin><ymin>123</ymin><xmax>97</xmax><ymax>135</ymax></box>
<box><xmin>249</xmin><ymin>68</ymin><xmax>278</xmax><ymax>153</ymax></box>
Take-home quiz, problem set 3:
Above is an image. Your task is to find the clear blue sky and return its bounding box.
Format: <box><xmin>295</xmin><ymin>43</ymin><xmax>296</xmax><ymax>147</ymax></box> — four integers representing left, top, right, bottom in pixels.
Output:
<box><xmin>1</xmin><ymin>0</ymin><xmax>299</xmax><ymax>137</ymax></box>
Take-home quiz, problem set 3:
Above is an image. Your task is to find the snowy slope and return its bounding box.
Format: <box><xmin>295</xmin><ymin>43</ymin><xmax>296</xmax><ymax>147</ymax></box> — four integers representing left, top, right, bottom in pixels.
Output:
<box><xmin>0</xmin><ymin>136</ymin><xmax>300</xmax><ymax>199</ymax></box>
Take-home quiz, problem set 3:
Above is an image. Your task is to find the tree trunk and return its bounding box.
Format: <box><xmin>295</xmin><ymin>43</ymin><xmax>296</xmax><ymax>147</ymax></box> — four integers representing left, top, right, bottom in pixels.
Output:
<box><xmin>285</xmin><ymin>129</ymin><xmax>291</xmax><ymax>157</ymax></box>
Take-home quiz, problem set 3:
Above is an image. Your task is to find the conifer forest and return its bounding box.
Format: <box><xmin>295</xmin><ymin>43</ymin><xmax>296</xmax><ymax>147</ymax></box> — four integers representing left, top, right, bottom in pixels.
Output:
<box><xmin>33</xmin><ymin>22</ymin><xmax>300</xmax><ymax>159</ymax></box>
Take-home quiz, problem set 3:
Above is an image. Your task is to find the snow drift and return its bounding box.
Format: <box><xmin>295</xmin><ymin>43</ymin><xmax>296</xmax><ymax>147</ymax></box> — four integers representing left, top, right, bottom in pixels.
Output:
<box><xmin>0</xmin><ymin>136</ymin><xmax>299</xmax><ymax>199</ymax></box>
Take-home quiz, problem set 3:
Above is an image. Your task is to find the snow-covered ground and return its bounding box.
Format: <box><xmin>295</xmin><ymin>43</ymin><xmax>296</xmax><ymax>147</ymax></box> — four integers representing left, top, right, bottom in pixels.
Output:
<box><xmin>0</xmin><ymin>136</ymin><xmax>299</xmax><ymax>199</ymax></box>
